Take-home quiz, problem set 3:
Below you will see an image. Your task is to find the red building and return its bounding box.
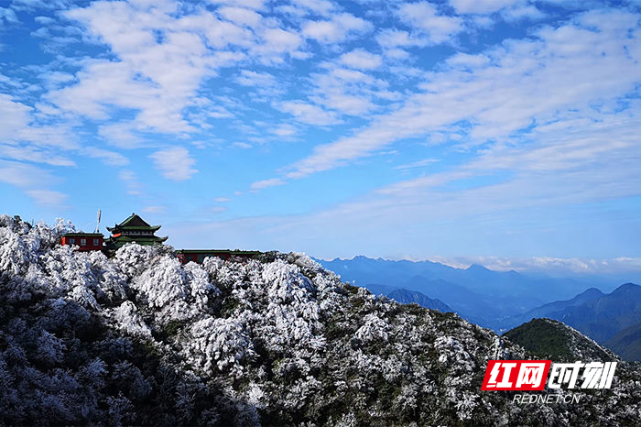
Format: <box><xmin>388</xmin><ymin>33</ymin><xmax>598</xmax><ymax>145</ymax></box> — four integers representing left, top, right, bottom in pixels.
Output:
<box><xmin>60</xmin><ymin>233</ymin><xmax>104</xmax><ymax>252</ymax></box>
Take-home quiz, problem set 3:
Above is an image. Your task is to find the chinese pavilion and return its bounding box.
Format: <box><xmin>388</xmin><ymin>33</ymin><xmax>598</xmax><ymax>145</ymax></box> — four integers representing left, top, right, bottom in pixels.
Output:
<box><xmin>106</xmin><ymin>213</ymin><xmax>168</xmax><ymax>250</ymax></box>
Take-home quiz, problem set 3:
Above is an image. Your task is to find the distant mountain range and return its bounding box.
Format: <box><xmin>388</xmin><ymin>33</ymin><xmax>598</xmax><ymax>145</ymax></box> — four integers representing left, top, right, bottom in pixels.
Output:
<box><xmin>385</xmin><ymin>288</ymin><xmax>452</xmax><ymax>312</ymax></box>
<box><xmin>317</xmin><ymin>256</ymin><xmax>641</xmax><ymax>361</ymax></box>
<box><xmin>504</xmin><ymin>283</ymin><xmax>641</xmax><ymax>360</ymax></box>
<box><xmin>554</xmin><ymin>283</ymin><xmax>641</xmax><ymax>343</ymax></box>
<box><xmin>500</xmin><ymin>287</ymin><xmax>606</xmax><ymax>330</ymax></box>
<box><xmin>317</xmin><ymin>256</ymin><xmax>616</xmax><ymax>329</ymax></box>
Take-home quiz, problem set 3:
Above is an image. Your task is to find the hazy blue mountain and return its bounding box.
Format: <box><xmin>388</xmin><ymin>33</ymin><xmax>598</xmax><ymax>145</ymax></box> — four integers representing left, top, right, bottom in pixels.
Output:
<box><xmin>606</xmin><ymin>321</ymin><xmax>641</xmax><ymax>361</ymax></box>
<box><xmin>501</xmin><ymin>287</ymin><xmax>605</xmax><ymax>330</ymax></box>
<box><xmin>398</xmin><ymin>275</ymin><xmax>522</xmax><ymax>329</ymax></box>
<box><xmin>359</xmin><ymin>283</ymin><xmax>398</xmax><ymax>296</ymax></box>
<box><xmin>551</xmin><ymin>283</ymin><xmax>641</xmax><ymax>343</ymax></box>
<box><xmin>319</xmin><ymin>256</ymin><xmax>593</xmax><ymax>303</ymax></box>
<box><xmin>317</xmin><ymin>256</ymin><xmax>607</xmax><ymax>330</ymax></box>
<box><xmin>386</xmin><ymin>288</ymin><xmax>453</xmax><ymax>312</ymax></box>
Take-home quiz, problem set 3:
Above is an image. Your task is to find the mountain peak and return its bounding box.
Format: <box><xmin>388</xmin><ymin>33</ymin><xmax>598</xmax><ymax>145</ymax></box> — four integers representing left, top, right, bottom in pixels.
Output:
<box><xmin>466</xmin><ymin>263</ymin><xmax>490</xmax><ymax>272</ymax></box>
<box><xmin>579</xmin><ymin>287</ymin><xmax>605</xmax><ymax>298</ymax></box>
<box><xmin>612</xmin><ymin>283</ymin><xmax>641</xmax><ymax>294</ymax></box>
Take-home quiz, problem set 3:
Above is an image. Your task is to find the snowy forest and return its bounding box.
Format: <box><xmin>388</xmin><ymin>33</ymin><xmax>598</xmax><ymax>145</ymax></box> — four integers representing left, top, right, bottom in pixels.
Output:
<box><xmin>0</xmin><ymin>214</ymin><xmax>640</xmax><ymax>426</ymax></box>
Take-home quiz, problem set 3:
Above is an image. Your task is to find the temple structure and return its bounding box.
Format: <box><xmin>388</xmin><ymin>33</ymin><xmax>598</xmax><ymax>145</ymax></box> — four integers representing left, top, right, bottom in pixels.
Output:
<box><xmin>106</xmin><ymin>213</ymin><xmax>168</xmax><ymax>250</ymax></box>
<box><xmin>59</xmin><ymin>212</ymin><xmax>261</xmax><ymax>262</ymax></box>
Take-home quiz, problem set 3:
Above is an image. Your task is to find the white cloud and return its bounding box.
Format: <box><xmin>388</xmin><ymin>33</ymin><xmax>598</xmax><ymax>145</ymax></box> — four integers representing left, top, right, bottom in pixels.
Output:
<box><xmin>26</xmin><ymin>189</ymin><xmax>68</xmax><ymax>207</ymax></box>
<box><xmin>0</xmin><ymin>145</ymin><xmax>76</xmax><ymax>167</ymax></box>
<box><xmin>82</xmin><ymin>147</ymin><xmax>129</xmax><ymax>166</ymax></box>
<box><xmin>286</xmin><ymin>10</ymin><xmax>641</xmax><ymax>178</ymax></box>
<box><xmin>502</xmin><ymin>4</ymin><xmax>545</xmax><ymax>21</ymax></box>
<box><xmin>214</xmin><ymin>197</ymin><xmax>231</xmax><ymax>202</ymax></box>
<box><xmin>236</xmin><ymin>70</ymin><xmax>276</xmax><ymax>87</ymax></box>
<box><xmin>431</xmin><ymin>255</ymin><xmax>641</xmax><ymax>275</ymax></box>
<box><xmin>11</xmin><ymin>0</ymin><xmax>73</xmax><ymax>12</ymax></box>
<box><xmin>271</xmin><ymin>123</ymin><xmax>298</xmax><ymax>137</ymax></box>
<box><xmin>376</xmin><ymin>29</ymin><xmax>428</xmax><ymax>50</ymax></box>
<box><xmin>217</xmin><ymin>6</ymin><xmax>262</xmax><ymax>27</ymax></box>
<box><xmin>340</xmin><ymin>49</ymin><xmax>382</xmax><ymax>70</ymax></box>
<box><xmin>233</xmin><ymin>142</ymin><xmax>252</xmax><ymax>149</ymax></box>
<box><xmin>278</xmin><ymin>100</ymin><xmax>340</xmax><ymax>126</ymax></box>
<box><xmin>210</xmin><ymin>205</ymin><xmax>228</xmax><ymax>213</ymax></box>
<box><xmin>149</xmin><ymin>147</ymin><xmax>198</xmax><ymax>181</ymax></box>
<box><xmin>450</xmin><ymin>0</ymin><xmax>519</xmax><ymax>14</ymax></box>
<box><xmin>293</xmin><ymin>0</ymin><xmax>336</xmax><ymax>17</ymax></box>
<box><xmin>209</xmin><ymin>0</ymin><xmax>265</xmax><ymax>10</ymax></box>
<box><xmin>0</xmin><ymin>94</ymin><xmax>32</xmax><ymax>140</ymax></box>
<box><xmin>253</xmin><ymin>27</ymin><xmax>305</xmax><ymax>63</ymax></box>
<box><xmin>394</xmin><ymin>158</ymin><xmax>438</xmax><ymax>171</ymax></box>
<box><xmin>397</xmin><ymin>1</ymin><xmax>464</xmax><ymax>44</ymax></box>
<box><xmin>98</xmin><ymin>121</ymin><xmax>146</xmax><ymax>148</ymax></box>
<box><xmin>0</xmin><ymin>6</ymin><xmax>19</xmax><ymax>24</ymax></box>
<box><xmin>142</xmin><ymin>205</ymin><xmax>165</xmax><ymax>213</ymax></box>
<box><xmin>0</xmin><ymin>159</ymin><xmax>57</xmax><ymax>188</ymax></box>
<box><xmin>118</xmin><ymin>169</ymin><xmax>142</xmax><ymax>195</ymax></box>
<box><xmin>50</xmin><ymin>1</ymin><xmax>255</xmax><ymax>135</ymax></box>
<box><xmin>302</xmin><ymin>12</ymin><xmax>372</xmax><ymax>44</ymax></box>
<box><xmin>304</xmin><ymin>65</ymin><xmax>396</xmax><ymax>118</ymax></box>
<box><xmin>0</xmin><ymin>159</ymin><xmax>68</xmax><ymax>207</ymax></box>
<box><xmin>446</xmin><ymin>52</ymin><xmax>491</xmax><ymax>69</ymax></box>
<box><xmin>250</xmin><ymin>177</ymin><xmax>285</xmax><ymax>191</ymax></box>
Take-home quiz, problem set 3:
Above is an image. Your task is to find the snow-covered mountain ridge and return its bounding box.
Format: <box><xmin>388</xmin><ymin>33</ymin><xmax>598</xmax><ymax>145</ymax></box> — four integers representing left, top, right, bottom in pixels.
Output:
<box><xmin>0</xmin><ymin>215</ymin><xmax>640</xmax><ymax>426</ymax></box>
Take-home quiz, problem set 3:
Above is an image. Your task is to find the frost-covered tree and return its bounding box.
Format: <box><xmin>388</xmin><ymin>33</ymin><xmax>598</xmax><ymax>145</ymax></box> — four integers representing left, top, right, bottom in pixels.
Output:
<box><xmin>0</xmin><ymin>216</ymin><xmax>640</xmax><ymax>426</ymax></box>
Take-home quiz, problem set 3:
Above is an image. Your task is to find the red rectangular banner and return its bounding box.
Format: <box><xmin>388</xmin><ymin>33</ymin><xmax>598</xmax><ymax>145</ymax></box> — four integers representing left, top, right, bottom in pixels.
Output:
<box><xmin>482</xmin><ymin>360</ymin><xmax>551</xmax><ymax>391</ymax></box>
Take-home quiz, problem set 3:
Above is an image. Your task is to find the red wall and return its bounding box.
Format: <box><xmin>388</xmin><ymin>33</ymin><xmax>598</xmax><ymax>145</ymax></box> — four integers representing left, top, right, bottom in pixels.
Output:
<box><xmin>61</xmin><ymin>235</ymin><xmax>104</xmax><ymax>252</ymax></box>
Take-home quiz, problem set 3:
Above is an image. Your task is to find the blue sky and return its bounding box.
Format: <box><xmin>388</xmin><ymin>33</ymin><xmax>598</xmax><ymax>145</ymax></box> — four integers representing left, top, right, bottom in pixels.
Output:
<box><xmin>1</xmin><ymin>0</ymin><xmax>641</xmax><ymax>274</ymax></box>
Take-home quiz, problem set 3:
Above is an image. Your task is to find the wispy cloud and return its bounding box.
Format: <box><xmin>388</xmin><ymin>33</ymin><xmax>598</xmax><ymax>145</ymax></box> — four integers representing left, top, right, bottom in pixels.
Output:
<box><xmin>285</xmin><ymin>9</ymin><xmax>641</xmax><ymax>178</ymax></box>
<box><xmin>449</xmin><ymin>0</ymin><xmax>521</xmax><ymax>15</ymax></box>
<box><xmin>397</xmin><ymin>1</ymin><xmax>464</xmax><ymax>45</ymax></box>
<box><xmin>250</xmin><ymin>177</ymin><xmax>285</xmax><ymax>191</ymax></box>
<box><xmin>2</xmin><ymin>0</ymin><xmax>640</xmax><ymax>263</ymax></box>
<box><xmin>26</xmin><ymin>189</ymin><xmax>68</xmax><ymax>207</ymax></box>
<box><xmin>0</xmin><ymin>160</ymin><xmax>67</xmax><ymax>207</ymax></box>
<box><xmin>118</xmin><ymin>170</ymin><xmax>142</xmax><ymax>196</ymax></box>
<box><xmin>340</xmin><ymin>49</ymin><xmax>383</xmax><ymax>70</ymax></box>
<box><xmin>142</xmin><ymin>205</ymin><xmax>164</xmax><ymax>214</ymax></box>
<box><xmin>430</xmin><ymin>255</ymin><xmax>641</xmax><ymax>275</ymax></box>
<box><xmin>0</xmin><ymin>94</ymin><xmax>32</xmax><ymax>140</ymax></box>
<box><xmin>394</xmin><ymin>158</ymin><xmax>438</xmax><ymax>171</ymax></box>
<box><xmin>302</xmin><ymin>12</ymin><xmax>372</xmax><ymax>44</ymax></box>
<box><xmin>83</xmin><ymin>147</ymin><xmax>129</xmax><ymax>166</ymax></box>
<box><xmin>277</xmin><ymin>100</ymin><xmax>340</xmax><ymax>126</ymax></box>
<box><xmin>0</xmin><ymin>159</ymin><xmax>56</xmax><ymax>188</ymax></box>
<box><xmin>236</xmin><ymin>70</ymin><xmax>276</xmax><ymax>87</ymax></box>
<box><xmin>149</xmin><ymin>147</ymin><xmax>198</xmax><ymax>181</ymax></box>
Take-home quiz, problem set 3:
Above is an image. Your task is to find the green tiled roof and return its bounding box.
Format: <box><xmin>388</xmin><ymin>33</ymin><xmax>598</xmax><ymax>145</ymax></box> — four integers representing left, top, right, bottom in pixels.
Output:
<box><xmin>107</xmin><ymin>213</ymin><xmax>161</xmax><ymax>232</ymax></box>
